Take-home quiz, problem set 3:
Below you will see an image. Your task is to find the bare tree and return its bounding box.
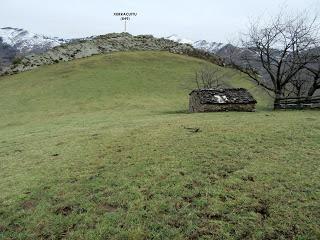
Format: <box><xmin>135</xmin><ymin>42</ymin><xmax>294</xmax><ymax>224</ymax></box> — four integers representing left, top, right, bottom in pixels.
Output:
<box><xmin>230</xmin><ymin>11</ymin><xmax>319</xmax><ymax>107</ymax></box>
<box><xmin>194</xmin><ymin>66</ymin><xmax>231</xmax><ymax>89</ymax></box>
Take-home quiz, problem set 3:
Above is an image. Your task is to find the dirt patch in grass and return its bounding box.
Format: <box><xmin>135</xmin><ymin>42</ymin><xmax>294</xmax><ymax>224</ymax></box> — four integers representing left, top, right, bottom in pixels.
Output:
<box><xmin>55</xmin><ymin>206</ymin><xmax>74</xmax><ymax>216</ymax></box>
<box><xmin>55</xmin><ymin>205</ymin><xmax>87</xmax><ymax>216</ymax></box>
<box><xmin>0</xmin><ymin>224</ymin><xmax>7</xmax><ymax>233</ymax></box>
<box><xmin>216</xmin><ymin>164</ymin><xmax>246</xmax><ymax>179</ymax></box>
<box><xmin>198</xmin><ymin>212</ymin><xmax>226</xmax><ymax>221</ymax></box>
<box><xmin>263</xmin><ymin>225</ymin><xmax>301</xmax><ymax>240</ymax></box>
<box><xmin>99</xmin><ymin>203</ymin><xmax>118</xmax><ymax>213</ymax></box>
<box><xmin>88</xmin><ymin>173</ymin><xmax>101</xmax><ymax>181</ymax></box>
<box><xmin>254</xmin><ymin>200</ymin><xmax>270</xmax><ymax>220</ymax></box>
<box><xmin>182</xmin><ymin>192</ymin><xmax>202</xmax><ymax>203</ymax></box>
<box><xmin>8</xmin><ymin>223</ymin><xmax>24</xmax><ymax>233</ymax></box>
<box><xmin>168</xmin><ymin>218</ymin><xmax>184</xmax><ymax>228</ymax></box>
<box><xmin>184</xmin><ymin>180</ymin><xmax>203</xmax><ymax>190</ymax></box>
<box><xmin>21</xmin><ymin>199</ymin><xmax>37</xmax><ymax>210</ymax></box>
<box><xmin>241</xmin><ymin>175</ymin><xmax>255</xmax><ymax>182</ymax></box>
<box><xmin>59</xmin><ymin>224</ymin><xmax>77</xmax><ymax>239</ymax></box>
<box><xmin>174</xmin><ymin>202</ymin><xmax>183</xmax><ymax>210</ymax></box>
<box><xmin>189</xmin><ymin>227</ymin><xmax>217</xmax><ymax>239</ymax></box>
<box><xmin>140</xmin><ymin>188</ymin><xmax>155</xmax><ymax>200</ymax></box>
<box><xmin>183</xmin><ymin>126</ymin><xmax>201</xmax><ymax>133</ymax></box>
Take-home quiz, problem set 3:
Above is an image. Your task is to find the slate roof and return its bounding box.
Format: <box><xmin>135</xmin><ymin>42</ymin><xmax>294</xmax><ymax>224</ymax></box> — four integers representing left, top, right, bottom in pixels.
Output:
<box><xmin>189</xmin><ymin>88</ymin><xmax>257</xmax><ymax>104</ymax></box>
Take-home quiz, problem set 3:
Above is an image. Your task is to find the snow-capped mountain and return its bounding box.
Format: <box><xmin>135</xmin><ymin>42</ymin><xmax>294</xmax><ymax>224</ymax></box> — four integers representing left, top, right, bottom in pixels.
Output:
<box><xmin>166</xmin><ymin>35</ymin><xmax>194</xmax><ymax>45</ymax></box>
<box><xmin>166</xmin><ymin>35</ymin><xmax>226</xmax><ymax>53</ymax></box>
<box><xmin>193</xmin><ymin>40</ymin><xmax>226</xmax><ymax>53</ymax></box>
<box><xmin>0</xmin><ymin>27</ymin><xmax>67</xmax><ymax>54</ymax></box>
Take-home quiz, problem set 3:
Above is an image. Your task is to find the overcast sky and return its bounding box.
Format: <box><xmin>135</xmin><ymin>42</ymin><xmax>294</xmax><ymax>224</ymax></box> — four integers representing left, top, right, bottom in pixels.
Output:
<box><xmin>1</xmin><ymin>0</ymin><xmax>319</xmax><ymax>42</ymax></box>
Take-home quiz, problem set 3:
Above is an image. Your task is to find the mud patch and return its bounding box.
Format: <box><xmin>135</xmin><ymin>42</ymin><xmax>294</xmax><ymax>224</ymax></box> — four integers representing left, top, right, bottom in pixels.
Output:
<box><xmin>168</xmin><ymin>218</ymin><xmax>183</xmax><ymax>228</ymax></box>
<box><xmin>0</xmin><ymin>224</ymin><xmax>7</xmax><ymax>233</ymax></box>
<box><xmin>254</xmin><ymin>200</ymin><xmax>270</xmax><ymax>220</ymax></box>
<box><xmin>189</xmin><ymin>227</ymin><xmax>216</xmax><ymax>239</ymax></box>
<box><xmin>99</xmin><ymin>203</ymin><xmax>118</xmax><ymax>212</ymax></box>
<box><xmin>140</xmin><ymin>188</ymin><xmax>154</xmax><ymax>200</ymax></box>
<box><xmin>198</xmin><ymin>212</ymin><xmax>225</xmax><ymax>221</ymax></box>
<box><xmin>184</xmin><ymin>180</ymin><xmax>203</xmax><ymax>190</ymax></box>
<box><xmin>183</xmin><ymin>126</ymin><xmax>201</xmax><ymax>133</ymax></box>
<box><xmin>59</xmin><ymin>224</ymin><xmax>77</xmax><ymax>239</ymax></box>
<box><xmin>55</xmin><ymin>205</ymin><xmax>87</xmax><ymax>216</ymax></box>
<box><xmin>216</xmin><ymin>164</ymin><xmax>245</xmax><ymax>179</ymax></box>
<box><xmin>88</xmin><ymin>173</ymin><xmax>101</xmax><ymax>180</ymax></box>
<box><xmin>182</xmin><ymin>192</ymin><xmax>202</xmax><ymax>203</ymax></box>
<box><xmin>241</xmin><ymin>175</ymin><xmax>255</xmax><ymax>182</ymax></box>
<box><xmin>21</xmin><ymin>200</ymin><xmax>37</xmax><ymax>210</ymax></box>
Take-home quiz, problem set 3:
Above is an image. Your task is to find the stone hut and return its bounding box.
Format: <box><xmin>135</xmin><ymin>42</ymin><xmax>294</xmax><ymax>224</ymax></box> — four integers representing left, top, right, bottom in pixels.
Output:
<box><xmin>189</xmin><ymin>88</ymin><xmax>257</xmax><ymax>112</ymax></box>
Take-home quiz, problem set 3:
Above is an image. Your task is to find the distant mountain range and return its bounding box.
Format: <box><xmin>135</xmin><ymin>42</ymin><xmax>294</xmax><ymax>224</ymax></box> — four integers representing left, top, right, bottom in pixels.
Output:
<box><xmin>165</xmin><ymin>35</ymin><xmax>251</xmax><ymax>68</ymax></box>
<box><xmin>0</xmin><ymin>27</ymin><xmax>69</xmax><ymax>68</ymax></box>
<box><xmin>0</xmin><ymin>28</ymin><xmax>235</xmax><ymax>68</ymax></box>
<box><xmin>0</xmin><ymin>27</ymin><xmax>67</xmax><ymax>54</ymax></box>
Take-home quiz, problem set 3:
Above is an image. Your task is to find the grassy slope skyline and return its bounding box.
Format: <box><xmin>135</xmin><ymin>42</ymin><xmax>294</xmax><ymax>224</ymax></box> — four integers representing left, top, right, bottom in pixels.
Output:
<box><xmin>0</xmin><ymin>51</ymin><xmax>319</xmax><ymax>239</ymax></box>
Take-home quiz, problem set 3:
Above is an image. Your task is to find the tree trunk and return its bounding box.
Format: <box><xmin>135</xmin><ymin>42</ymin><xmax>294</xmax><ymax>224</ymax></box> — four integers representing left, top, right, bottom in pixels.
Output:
<box><xmin>307</xmin><ymin>83</ymin><xmax>318</xmax><ymax>98</ymax></box>
<box><xmin>274</xmin><ymin>92</ymin><xmax>283</xmax><ymax>110</ymax></box>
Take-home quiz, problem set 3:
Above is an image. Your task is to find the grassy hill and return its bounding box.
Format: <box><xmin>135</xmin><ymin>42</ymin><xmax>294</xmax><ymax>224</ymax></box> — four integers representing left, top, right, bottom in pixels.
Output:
<box><xmin>0</xmin><ymin>51</ymin><xmax>319</xmax><ymax>239</ymax></box>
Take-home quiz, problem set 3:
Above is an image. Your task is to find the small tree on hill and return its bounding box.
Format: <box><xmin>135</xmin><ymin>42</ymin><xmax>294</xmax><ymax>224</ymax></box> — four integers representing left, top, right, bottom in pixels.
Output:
<box><xmin>193</xmin><ymin>66</ymin><xmax>233</xmax><ymax>89</ymax></box>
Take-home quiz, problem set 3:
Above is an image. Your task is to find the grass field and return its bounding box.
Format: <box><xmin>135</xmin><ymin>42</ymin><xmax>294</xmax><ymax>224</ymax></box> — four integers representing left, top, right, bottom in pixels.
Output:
<box><xmin>0</xmin><ymin>51</ymin><xmax>319</xmax><ymax>239</ymax></box>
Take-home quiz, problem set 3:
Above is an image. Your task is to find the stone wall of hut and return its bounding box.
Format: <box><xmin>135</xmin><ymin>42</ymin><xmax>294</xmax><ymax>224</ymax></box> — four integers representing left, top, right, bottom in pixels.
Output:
<box><xmin>189</xmin><ymin>94</ymin><xmax>256</xmax><ymax>112</ymax></box>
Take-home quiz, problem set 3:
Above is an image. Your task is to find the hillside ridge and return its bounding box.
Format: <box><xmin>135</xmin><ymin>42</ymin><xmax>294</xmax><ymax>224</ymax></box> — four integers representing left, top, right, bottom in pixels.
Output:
<box><xmin>0</xmin><ymin>32</ymin><xmax>225</xmax><ymax>76</ymax></box>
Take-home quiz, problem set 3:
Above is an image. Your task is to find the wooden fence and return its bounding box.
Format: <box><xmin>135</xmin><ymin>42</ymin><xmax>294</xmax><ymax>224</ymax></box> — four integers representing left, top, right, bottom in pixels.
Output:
<box><xmin>274</xmin><ymin>96</ymin><xmax>320</xmax><ymax>110</ymax></box>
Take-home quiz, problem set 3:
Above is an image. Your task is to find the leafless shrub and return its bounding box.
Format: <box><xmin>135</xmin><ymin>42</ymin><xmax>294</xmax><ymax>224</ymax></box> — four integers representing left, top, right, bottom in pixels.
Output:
<box><xmin>193</xmin><ymin>66</ymin><xmax>235</xmax><ymax>90</ymax></box>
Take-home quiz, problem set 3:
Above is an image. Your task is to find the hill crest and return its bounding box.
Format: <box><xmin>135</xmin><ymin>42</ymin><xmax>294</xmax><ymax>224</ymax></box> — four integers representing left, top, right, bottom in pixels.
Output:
<box><xmin>0</xmin><ymin>33</ymin><xmax>224</xmax><ymax>76</ymax></box>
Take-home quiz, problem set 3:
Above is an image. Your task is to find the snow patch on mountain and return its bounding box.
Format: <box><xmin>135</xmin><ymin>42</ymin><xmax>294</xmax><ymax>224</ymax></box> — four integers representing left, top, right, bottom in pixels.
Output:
<box><xmin>166</xmin><ymin>35</ymin><xmax>194</xmax><ymax>45</ymax></box>
<box><xmin>193</xmin><ymin>40</ymin><xmax>226</xmax><ymax>53</ymax></box>
<box><xmin>166</xmin><ymin>34</ymin><xmax>226</xmax><ymax>53</ymax></box>
<box><xmin>0</xmin><ymin>27</ymin><xmax>67</xmax><ymax>54</ymax></box>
